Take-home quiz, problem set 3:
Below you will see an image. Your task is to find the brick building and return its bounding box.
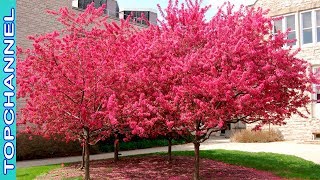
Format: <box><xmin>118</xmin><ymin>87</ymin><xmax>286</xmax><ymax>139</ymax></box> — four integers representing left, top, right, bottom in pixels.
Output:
<box><xmin>17</xmin><ymin>0</ymin><xmax>157</xmax><ymax>49</ymax></box>
<box><xmin>16</xmin><ymin>1</ymin><xmax>158</xmax><ymax>160</ymax></box>
<box><xmin>16</xmin><ymin>0</ymin><xmax>157</xmax><ymax>111</ymax></box>
<box><xmin>244</xmin><ymin>0</ymin><xmax>320</xmax><ymax>141</ymax></box>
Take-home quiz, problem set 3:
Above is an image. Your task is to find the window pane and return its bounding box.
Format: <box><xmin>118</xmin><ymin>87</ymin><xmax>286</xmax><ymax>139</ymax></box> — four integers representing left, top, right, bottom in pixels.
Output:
<box><xmin>303</xmin><ymin>29</ymin><xmax>313</xmax><ymax>44</ymax></box>
<box><xmin>287</xmin><ymin>31</ymin><xmax>296</xmax><ymax>46</ymax></box>
<box><xmin>273</xmin><ymin>20</ymin><xmax>282</xmax><ymax>34</ymax></box>
<box><xmin>302</xmin><ymin>12</ymin><xmax>312</xmax><ymax>28</ymax></box>
<box><xmin>79</xmin><ymin>0</ymin><xmax>91</xmax><ymax>9</ymax></box>
<box><xmin>286</xmin><ymin>15</ymin><xmax>295</xmax><ymax>30</ymax></box>
<box><xmin>318</xmin><ymin>27</ymin><xmax>320</xmax><ymax>42</ymax></box>
<box><xmin>94</xmin><ymin>0</ymin><xmax>101</xmax><ymax>8</ymax></box>
<box><xmin>317</xmin><ymin>10</ymin><xmax>320</xmax><ymax>26</ymax></box>
<box><xmin>136</xmin><ymin>11</ymin><xmax>141</xmax><ymax>18</ymax></box>
<box><xmin>315</xmin><ymin>67</ymin><xmax>320</xmax><ymax>74</ymax></box>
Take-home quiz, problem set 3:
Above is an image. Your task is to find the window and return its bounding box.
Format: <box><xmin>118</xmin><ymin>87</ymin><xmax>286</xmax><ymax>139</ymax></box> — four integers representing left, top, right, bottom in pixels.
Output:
<box><xmin>272</xmin><ymin>14</ymin><xmax>297</xmax><ymax>46</ymax></box>
<box><xmin>317</xmin><ymin>10</ymin><xmax>320</xmax><ymax>42</ymax></box>
<box><xmin>302</xmin><ymin>12</ymin><xmax>313</xmax><ymax>44</ymax></box>
<box><xmin>78</xmin><ymin>0</ymin><xmax>113</xmax><ymax>15</ymax></box>
<box><xmin>273</xmin><ymin>19</ymin><xmax>282</xmax><ymax>34</ymax></box>
<box><xmin>78</xmin><ymin>0</ymin><xmax>107</xmax><ymax>9</ymax></box>
<box><xmin>286</xmin><ymin>15</ymin><xmax>296</xmax><ymax>46</ymax></box>
<box><xmin>301</xmin><ymin>9</ymin><xmax>320</xmax><ymax>45</ymax></box>
<box><xmin>78</xmin><ymin>0</ymin><xmax>93</xmax><ymax>9</ymax></box>
<box><xmin>123</xmin><ymin>11</ymin><xmax>150</xmax><ymax>25</ymax></box>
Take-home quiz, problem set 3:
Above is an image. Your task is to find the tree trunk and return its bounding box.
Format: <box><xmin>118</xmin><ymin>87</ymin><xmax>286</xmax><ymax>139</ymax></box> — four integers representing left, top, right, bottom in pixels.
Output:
<box><xmin>269</xmin><ymin>123</ymin><xmax>271</xmax><ymax>132</ymax></box>
<box><xmin>84</xmin><ymin>128</ymin><xmax>90</xmax><ymax>180</ymax></box>
<box><xmin>168</xmin><ymin>138</ymin><xmax>172</xmax><ymax>162</ymax></box>
<box><xmin>193</xmin><ymin>142</ymin><xmax>200</xmax><ymax>180</ymax></box>
<box><xmin>80</xmin><ymin>143</ymin><xmax>85</xmax><ymax>170</ymax></box>
<box><xmin>114</xmin><ymin>135</ymin><xmax>119</xmax><ymax>162</ymax></box>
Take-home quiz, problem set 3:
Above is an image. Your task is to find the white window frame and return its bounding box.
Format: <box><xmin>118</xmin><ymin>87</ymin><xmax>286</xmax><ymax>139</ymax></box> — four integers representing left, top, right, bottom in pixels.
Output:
<box><xmin>272</xmin><ymin>18</ymin><xmax>283</xmax><ymax>35</ymax></box>
<box><xmin>316</xmin><ymin>10</ymin><xmax>320</xmax><ymax>43</ymax></box>
<box><xmin>272</xmin><ymin>13</ymin><xmax>298</xmax><ymax>48</ymax></box>
<box><xmin>300</xmin><ymin>9</ymin><xmax>320</xmax><ymax>47</ymax></box>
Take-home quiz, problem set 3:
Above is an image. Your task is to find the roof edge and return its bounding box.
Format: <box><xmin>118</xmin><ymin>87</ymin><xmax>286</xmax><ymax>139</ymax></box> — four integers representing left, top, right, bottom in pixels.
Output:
<box><xmin>119</xmin><ymin>7</ymin><xmax>157</xmax><ymax>13</ymax></box>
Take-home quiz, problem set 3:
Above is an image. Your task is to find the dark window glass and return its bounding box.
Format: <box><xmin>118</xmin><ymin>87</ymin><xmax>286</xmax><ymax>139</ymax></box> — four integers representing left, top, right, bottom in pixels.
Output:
<box><xmin>317</xmin><ymin>27</ymin><xmax>320</xmax><ymax>42</ymax></box>
<box><xmin>78</xmin><ymin>0</ymin><xmax>109</xmax><ymax>13</ymax></box>
<box><xmin>78</xmin><ymin>0</ymin><xmax>93</xmax><ymax>9</ymax></box>
<box><xmin>316</xmin><ymin>85</ymin><xmax>320</xmax><ymax>103</ymax></box>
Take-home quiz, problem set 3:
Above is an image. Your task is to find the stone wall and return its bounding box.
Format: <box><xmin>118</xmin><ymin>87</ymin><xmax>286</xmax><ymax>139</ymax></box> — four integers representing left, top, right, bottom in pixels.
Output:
<box><xmin>246</xmin><ymin>112</ymin><xmax>320</xmax><ymax>140</ymax></box>
<box><xmin>246</xmin><ymin>0</ymin><xmax>320</xmax><ymax>141</ymax></box>
<box><xmin>253</xmin><ymin>0</ymin><xmax>320</xmax><ymax>17</ymax></box>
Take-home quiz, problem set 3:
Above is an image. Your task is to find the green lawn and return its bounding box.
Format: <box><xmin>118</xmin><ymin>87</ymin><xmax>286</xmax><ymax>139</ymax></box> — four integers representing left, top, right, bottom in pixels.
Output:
<box><xmin>17</xmin><ymin>150</ymin><xmax>320</xmax><ymax>179</ymax></box>
<box><xmin>17</xmin><ymin>164</ymin><xmax>61</xmax><ymax>180</ymax></box>
<box><xmin>166</xmin><ymin>150</ymin><xmax>320</xmax><ymax>179</ymax></box>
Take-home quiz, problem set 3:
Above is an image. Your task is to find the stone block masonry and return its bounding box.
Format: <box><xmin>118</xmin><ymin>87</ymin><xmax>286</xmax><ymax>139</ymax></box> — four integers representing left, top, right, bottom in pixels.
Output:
<box><xmin>246</xmin><ymin>0</ymin><xmax>320</xmax><ymax>141</ymax></box>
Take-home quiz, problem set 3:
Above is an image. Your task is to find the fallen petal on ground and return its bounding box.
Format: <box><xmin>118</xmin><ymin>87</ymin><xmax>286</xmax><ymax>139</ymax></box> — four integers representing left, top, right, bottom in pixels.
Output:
<box><xmin>36</xmin><ymin>156</ymin><xmax>281</xmax><ymax>180</ymax></box>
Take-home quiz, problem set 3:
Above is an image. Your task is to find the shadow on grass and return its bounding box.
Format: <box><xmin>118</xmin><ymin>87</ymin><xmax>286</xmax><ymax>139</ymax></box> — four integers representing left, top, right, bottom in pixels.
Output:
<box><xmin>168</xmin><ymin>150</ymin><xmax>320</xmax><ymax>179</ymax></box>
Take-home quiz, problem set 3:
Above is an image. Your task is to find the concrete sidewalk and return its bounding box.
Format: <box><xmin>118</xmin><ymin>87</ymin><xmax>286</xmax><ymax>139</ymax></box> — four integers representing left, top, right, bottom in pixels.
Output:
<box><xmin>17</xmin><ymin>138</ymin><xmax>320</xmax><ymax>168</ymax></box>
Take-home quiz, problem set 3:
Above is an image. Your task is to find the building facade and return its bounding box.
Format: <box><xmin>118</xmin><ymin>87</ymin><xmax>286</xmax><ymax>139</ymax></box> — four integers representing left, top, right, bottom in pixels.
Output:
<box><xmin>72</xmin><ymin>0</ymin><xmax>157</xmax><ymax>26</ymax></box>
<box><xmin>245</xmin><ymin>0</ymin><xmax>320</xmax><ymax>141</ymax></box>
<box><xmin>16</xmin><ymin>0</ymin><xmax>157</xmax><ymax>119</ymax></box>
<box><xmin>17</xmin><ymin>0</ymin><xmax>157</xmax><ymax>49</ymax></box>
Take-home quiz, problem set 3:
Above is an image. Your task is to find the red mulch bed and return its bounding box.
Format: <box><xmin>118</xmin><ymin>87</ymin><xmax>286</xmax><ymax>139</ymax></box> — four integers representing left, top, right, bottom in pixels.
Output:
<box><xmin>37</xmin><ymin>156</ymin><xmax>282</xmax><ymax>180</ymax></box>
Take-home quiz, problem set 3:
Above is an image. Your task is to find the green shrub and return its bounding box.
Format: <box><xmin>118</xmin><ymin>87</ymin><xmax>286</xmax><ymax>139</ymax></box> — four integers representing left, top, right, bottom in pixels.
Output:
<box><xmin>17</xmin><ymin>134</ymin><xmax>84</xmax><ymax>161</ymax></box>
<box><xmin>230</xmin><ymin>129</ymin><xmax>284</xmax><ymax>143</ymax></box>
<box><xmin>97</xmin><ymin>137</ymin><xmax>187</xmax><ymax>153</ymax></box>
<box><xmin>18</xmin><ymin>133</ymin><xmax>188</xmax><ymax>160</ymax></box>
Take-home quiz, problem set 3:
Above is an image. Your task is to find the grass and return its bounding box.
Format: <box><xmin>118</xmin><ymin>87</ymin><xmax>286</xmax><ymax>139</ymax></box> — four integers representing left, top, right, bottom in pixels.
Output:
<box><xmin>17</xmin><ymin>150</ymin><xmax>320</xmax><ymax>179</ymax></box>
<box><xmin>62</xmin><ymin>177</ymin><xmax>82</xmax><ymax>180</ymax></box>
<box><xmin>163</xmin><ymin>150</ymin><xmax>320</xmax><ymax>179</ymax></box>
<box><xmin>17</xmin><ymin>164</ymin><xmax>61</xmax><ymax>180</ymax></box>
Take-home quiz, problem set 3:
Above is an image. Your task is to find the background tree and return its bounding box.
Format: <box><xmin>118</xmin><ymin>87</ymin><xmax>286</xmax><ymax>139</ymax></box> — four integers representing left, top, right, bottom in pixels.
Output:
<box><xmin>17</xmin><ymin>4</ymin><xmax>135</xmax><ymax>179</ymax></box>
<box><xmin>128</xmin><ymin>0</ymin><xmax>318</xmax><ymax>179</ymax></box>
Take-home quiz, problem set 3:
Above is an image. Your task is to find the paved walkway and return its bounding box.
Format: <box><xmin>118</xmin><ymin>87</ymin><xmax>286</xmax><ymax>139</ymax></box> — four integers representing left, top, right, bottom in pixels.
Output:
<box><xmin>17</xmin><ymin>138</ymin><xmax>320</xmax><ymax>168</ymax></box>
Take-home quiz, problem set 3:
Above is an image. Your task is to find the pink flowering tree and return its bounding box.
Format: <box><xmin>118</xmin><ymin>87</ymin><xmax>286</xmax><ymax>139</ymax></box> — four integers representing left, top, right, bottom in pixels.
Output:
<box><xmin>17</xmin><ymin>4</ymin><xmax>136</xmax><ymax>179</ymax></box>
<box><xmin>125</xmin><ymin>25</ymin><xmax>190</xmax><ymax>162</ymax></box>
<box><xmin>127</xmin><ymin>0</ymin><xmax>318</xmax><ymax>179</ymax></box>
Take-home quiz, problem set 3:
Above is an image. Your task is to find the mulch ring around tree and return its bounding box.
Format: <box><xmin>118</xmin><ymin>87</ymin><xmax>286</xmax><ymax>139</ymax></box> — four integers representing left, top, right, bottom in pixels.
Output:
<box><xmin>36</xmin><ymin>156</ymin><xmax>281</xmax><ymax>180</ymax></box>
